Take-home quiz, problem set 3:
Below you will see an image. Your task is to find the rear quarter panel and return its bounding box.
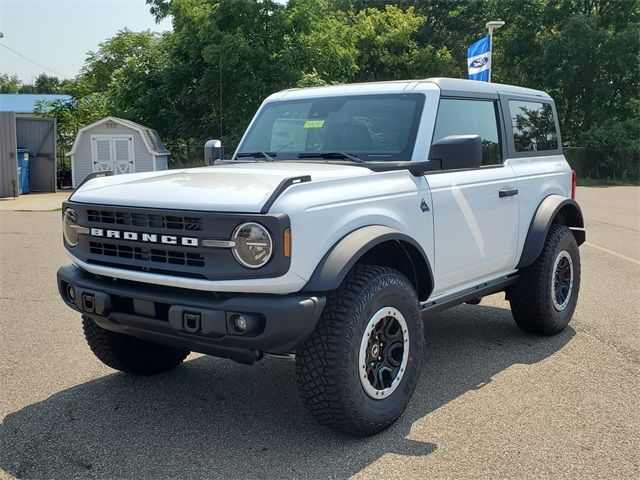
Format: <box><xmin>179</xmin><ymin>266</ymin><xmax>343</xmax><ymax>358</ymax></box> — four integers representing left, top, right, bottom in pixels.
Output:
<box><xmin>508</xmin><ymin>155</ymin><xmax>572</xmax><ymax>261</ymax></box>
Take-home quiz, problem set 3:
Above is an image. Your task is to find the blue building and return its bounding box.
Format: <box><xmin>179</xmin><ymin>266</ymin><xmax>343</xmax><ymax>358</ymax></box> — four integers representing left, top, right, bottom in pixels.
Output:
<box><xmin>0</xmin><ymin>94</ymin><xmax>72</xmax><ymax>114</ymax></box>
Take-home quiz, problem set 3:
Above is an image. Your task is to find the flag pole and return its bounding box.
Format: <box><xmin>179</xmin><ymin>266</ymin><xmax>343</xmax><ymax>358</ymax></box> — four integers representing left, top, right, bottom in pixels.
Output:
<box><xmin>485</xmin><ymin>21</ymin><xmax>505</xmax><ymax>83</ymax></box>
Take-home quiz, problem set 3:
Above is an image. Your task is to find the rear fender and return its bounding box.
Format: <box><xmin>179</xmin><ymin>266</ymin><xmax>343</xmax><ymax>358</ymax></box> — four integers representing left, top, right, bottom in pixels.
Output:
<box><xmin>518</xmin><ymin>195</ymin><xmax>585</xmax><ymax>268</ymax></box>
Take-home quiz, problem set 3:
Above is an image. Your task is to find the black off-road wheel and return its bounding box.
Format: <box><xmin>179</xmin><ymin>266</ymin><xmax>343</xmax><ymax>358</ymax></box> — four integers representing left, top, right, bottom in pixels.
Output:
<box><xmin>296</xmin><ymin>265</ymin><xmax>423</xmax><ymax>436</ymax></box>
<box><xmin>509</xmin><ymin>224</ymin><xmax>581</xmax><ymax>335</ymax></box>
<box><xmin>82</xmin><ymin>316</ymin><xmax>190</xmax><ymax>375</ymax></box>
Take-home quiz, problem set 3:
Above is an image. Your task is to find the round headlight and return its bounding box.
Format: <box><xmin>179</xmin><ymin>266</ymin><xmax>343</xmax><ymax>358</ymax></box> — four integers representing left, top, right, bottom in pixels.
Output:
<box><xmin>63</xmin><ymin>208</ymin><xmax>79</xmax><ymax>247</ymax></box>
<box><xmin>232</xmin><ymin>222</ymin><xmax>273</xmax><ymax>268</ymax></box>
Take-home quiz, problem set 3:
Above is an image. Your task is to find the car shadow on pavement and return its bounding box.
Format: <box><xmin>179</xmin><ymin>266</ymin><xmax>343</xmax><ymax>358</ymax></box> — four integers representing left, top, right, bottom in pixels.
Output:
<box><xmin>0</xmin><ymin>303</ymin><xmax>574</xmax><ymax>479</ymax></box>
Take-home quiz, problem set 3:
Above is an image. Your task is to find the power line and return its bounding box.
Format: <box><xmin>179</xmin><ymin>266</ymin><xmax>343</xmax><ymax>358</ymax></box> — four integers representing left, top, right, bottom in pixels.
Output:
<box><xmin>0</xmin><ymin>43</ymin><xmax>69</xmax><ymax>78</ymax></box>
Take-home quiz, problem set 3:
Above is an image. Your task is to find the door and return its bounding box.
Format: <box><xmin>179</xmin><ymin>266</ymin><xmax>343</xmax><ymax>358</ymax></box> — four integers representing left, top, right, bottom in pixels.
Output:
<box><xmin>91</xmin><ymin>135</ymin><xmax>134</xmax><ymax>174</ymax></box>
<box><xmin>426</xmin><ymin>97</ymin><xmax>519</xmax><ymax>295</ymax></box>
<box><xmin>112</xmin><ymin>137</ymin><xmax>134</xmax><ymax>174</ymax></box>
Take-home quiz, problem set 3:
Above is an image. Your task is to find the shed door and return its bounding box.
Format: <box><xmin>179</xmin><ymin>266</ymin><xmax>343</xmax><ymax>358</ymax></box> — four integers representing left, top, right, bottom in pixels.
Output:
<box><xmin>112</xmin><ymin>137</ymin><xmax>134</xmax><ymax>174</ymax></box>
<box><xmin>91</xmin><ymin>137</ymin><xmax>112</xmax><ymax>172</ymax></box>
<box><xmin>91</xmin><ymin>135</ymin><xmax>134</xmax><ymax>174</ymax></box>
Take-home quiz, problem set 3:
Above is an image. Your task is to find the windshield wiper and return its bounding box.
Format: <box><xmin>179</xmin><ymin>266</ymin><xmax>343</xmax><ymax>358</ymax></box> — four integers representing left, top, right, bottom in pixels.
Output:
<box><xmin>236</xmin><ymin>151</ymin><xmax>276</xmax><ymax>161</ymax></box>
<box><xmin>297</xmin><ymin>152</ymin><xmax>366</xmax><ymax>163</ymax></box>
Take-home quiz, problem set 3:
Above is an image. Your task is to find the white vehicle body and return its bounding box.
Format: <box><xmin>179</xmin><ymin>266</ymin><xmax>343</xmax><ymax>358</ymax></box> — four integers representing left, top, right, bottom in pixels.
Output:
<box><xmin>68</xmin><ymin>78</ymin><xmax>574</xmax><ymax>300</ymax></box>
<box><xmin>58</xmin><ymin>78</ymin><xmax>585</xmax><ymax>435</ymax></box>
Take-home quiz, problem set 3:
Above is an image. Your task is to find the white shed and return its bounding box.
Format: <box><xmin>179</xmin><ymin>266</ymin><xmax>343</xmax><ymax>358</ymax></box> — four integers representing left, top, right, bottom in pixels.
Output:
<box><xmin>67</xmin><ymin>116</ymin><xmax>170</xmax><ymax>187</ymax></box>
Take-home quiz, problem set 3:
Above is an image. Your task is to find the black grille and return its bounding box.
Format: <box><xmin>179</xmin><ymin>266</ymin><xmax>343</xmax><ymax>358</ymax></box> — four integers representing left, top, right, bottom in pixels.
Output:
<box><xmin>87</xmin><ymin>209</ymin><xmax>202</xmax><ymax>231</ymax></box>
<box><xmin>66</xmin><ymin>202</ymin><xmax>291</xmax><ymax>281</ymax></box>
<box><xmin>89</xmin><ymin>241</ymin><xmax>205</xmax><ymax>267</ymax></box>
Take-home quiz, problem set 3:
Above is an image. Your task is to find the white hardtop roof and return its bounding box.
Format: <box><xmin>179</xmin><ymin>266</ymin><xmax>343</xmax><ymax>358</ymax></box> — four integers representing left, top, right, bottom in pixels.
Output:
<box><xmin>67</xmin><ymin>116</ymin><xmax>169</xmax><ymax>156</ymax></box>
<box><xmin>268</xmin><ymin>77</ymin><xmax>551</xmax><ymax>101</ymax></box>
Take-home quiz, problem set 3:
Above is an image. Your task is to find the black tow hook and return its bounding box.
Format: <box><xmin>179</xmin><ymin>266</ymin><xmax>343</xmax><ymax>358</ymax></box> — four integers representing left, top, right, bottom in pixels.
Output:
<box><xmin>183</xmin><ymin>312</ymin><xmax>202</xmax><ymax>333</ymax></box>
<box><xmin>82</xmin><ymin>294</ymin><xmax>96</xmax><ymax>313</ymax></box>
<box><xmin>62</xmin><ymin>281</ymin><xmax>112</xmax><ymax>316</ymax></box>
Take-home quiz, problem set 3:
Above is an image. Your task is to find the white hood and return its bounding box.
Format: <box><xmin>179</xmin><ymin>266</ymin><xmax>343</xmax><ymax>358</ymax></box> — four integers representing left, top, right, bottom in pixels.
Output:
<box><xmin>70</xmin><ymin>162</ymin><xmax>373</xmax><ymax>212</ymax></box>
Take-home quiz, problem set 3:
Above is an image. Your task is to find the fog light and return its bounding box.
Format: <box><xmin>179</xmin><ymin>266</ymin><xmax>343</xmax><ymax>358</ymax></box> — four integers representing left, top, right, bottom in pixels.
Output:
<box><xmin>233</xmin><ymin>314</ymin><xmax>248</xmax><ymax>333</ymax></box>
<box><xmin>66</xmin><ymin>284</ymin><xmax>76</xmax><ymax>303</ymax></box>
<box><xmin>227</xmin><ymin>312</ymin><xmax>264</xmax><ymax>335</ymax></box>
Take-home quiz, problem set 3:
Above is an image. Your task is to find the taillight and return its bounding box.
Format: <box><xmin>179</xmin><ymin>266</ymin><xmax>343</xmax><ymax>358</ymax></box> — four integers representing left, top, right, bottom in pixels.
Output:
<box><xmin>571</xmin><ymin>170</ymin><xmax>577</xmax><ymax>199</ymax></box>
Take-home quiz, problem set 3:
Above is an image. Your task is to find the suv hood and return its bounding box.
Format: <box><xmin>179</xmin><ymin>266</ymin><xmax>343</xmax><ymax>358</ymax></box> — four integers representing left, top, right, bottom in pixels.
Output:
<box><xmin>70</xmin><ymin>162</ymin><xmax>373</xmax><ymax>212</ymax></box>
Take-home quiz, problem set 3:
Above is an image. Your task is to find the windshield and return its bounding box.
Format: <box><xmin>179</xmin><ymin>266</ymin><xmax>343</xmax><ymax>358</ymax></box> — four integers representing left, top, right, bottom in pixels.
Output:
<box><xmin>235</xmin><ymin>93</ymin><xmax>425</xmax><ymax>162</ymax></box>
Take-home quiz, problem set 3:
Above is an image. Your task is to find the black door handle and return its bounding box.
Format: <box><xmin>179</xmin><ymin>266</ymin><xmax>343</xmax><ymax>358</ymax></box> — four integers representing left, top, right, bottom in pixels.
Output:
<box><xmin>499</xmin><ymin>188</ymin><xmax>519</xmax><ymax>198</ymax></box>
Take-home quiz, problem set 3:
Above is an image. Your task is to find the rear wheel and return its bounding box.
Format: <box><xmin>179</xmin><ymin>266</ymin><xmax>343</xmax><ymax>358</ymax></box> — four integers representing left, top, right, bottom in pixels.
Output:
<box><xmin>82</xmin><ymin>316</ymin><xmax>189</xmax><ymax>375</ymax></box>
<box><xmin>296</xmin><ymin>265</ymin><xmax>423</xmax><ymax>436</ymax></box>
<box><xmin>509</xmin><ymin>224</ymin><xmax>581</xmax><ymax>335</ymax></box>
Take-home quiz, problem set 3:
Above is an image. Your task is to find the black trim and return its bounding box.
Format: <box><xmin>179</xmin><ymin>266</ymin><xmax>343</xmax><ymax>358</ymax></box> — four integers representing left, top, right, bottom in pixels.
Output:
<box><xmin>58</xmin><ymin>265</ymin><xmax>326</xmax><ymax>359</ymax></box>
<box><xmin>499</xmin><ymin>93</ymin><xmax>563</xmax><ymax>159</ymax></box>
<box><xmin>436</xmin><ymin>91</ymin><xmax>499</xmax><ymax>101</ymax></box>
<box><xmin>260</xmin><ymin>175</ymin><xmax>311</xmax><ymax>213</ymax></box>
<box><xmin>421</xmin><ymin>275</ymin><xmax>518</xmax><ymax>315</ymax></box>
<box><xmin>499</xmin><ymin>188</ymin><xmax>519</xmax><ymax>198</ymax></box>
<box><xmin>264</xmin><ymin>159</ymin><xmax>442</xmax><ymax>175</ymax></box>
<box><xmin>303</xmin><ymin>225</ymin><xmax>434</xmax><ymax>296</ymax></box>
<box><xmin>73</xmin><ymin>170</ymin><xmax>114</xmax><ymax>192</ymax></box>
<box><xmin>212</xmin><ymin>159</ymin><xmax>443</xmax><ymax>177</ymax></box>
<box><xmin>517</xmin><ymin>195</ymin><xmax>585</xmax><ymax>268</ymax></box>
<box><xmin>363</xmin><ymin>160</ymin><xmax>442</xmax><ymax>175</ymax></box>
<box><xmin>495</xmin><ymin>98</ymin><xmax>508</xmax><ymax>163</ymax></box>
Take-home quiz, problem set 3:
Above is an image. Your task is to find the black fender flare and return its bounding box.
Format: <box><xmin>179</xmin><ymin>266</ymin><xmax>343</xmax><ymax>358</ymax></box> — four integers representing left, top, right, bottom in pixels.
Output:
<box><xmin>517</xmin><ymin>195</ymin><xmax>585</xmax><ymax>268</ymax></box>
<box><xmin>303</xmin><ymin>225</ymin><xmax>434</xmax><ymax>297</ymax></box>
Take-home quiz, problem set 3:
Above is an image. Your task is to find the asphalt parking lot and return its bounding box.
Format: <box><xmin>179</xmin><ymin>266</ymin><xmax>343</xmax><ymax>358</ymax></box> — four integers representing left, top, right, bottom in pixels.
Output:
<box><xmin>0</xmin><ymin>186</ymin><xmax>638</xmax><ymax>479</ymax></box>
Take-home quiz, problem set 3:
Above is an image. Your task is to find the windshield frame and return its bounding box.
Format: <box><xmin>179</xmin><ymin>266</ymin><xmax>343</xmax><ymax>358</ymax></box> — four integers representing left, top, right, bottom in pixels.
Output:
<box><xmin>234</xmin><ymin>93</ymin><xmax>427</xmax><ymax>163</ymax></box>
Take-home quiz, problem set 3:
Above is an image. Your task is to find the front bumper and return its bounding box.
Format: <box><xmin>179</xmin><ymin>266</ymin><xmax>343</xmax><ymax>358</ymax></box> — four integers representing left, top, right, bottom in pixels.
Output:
<box><xmin>57</xmin><ymin>265</ymin><xmax>326</xmax><ymax>364</ymax></box>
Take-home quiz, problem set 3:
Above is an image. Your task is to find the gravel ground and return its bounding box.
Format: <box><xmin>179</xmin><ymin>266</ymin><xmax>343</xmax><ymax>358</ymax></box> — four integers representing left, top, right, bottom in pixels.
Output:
<box><xmin>0</xmin><ymin>186</ymin><xmax>638</xmax><ymax>479</ymax></box>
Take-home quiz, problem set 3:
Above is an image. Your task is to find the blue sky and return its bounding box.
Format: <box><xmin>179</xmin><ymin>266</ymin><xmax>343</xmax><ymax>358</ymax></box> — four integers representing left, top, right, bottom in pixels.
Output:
<box><xmin>0</xmin><ymin>0</ymin><xmax>172</xmax><ymax>82</ymax></box>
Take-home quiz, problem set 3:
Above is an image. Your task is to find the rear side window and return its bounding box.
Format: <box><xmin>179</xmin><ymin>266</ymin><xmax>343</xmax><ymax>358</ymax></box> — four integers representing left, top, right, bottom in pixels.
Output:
<box><xmin>432</xmin><ymin>99</ymin><xmax>501</xmax><ymax>165</ymax></box>
<box><xmin>509</xmin><ymin>100</ymin><xmax>558</xmax><ymax>152</ymax></box>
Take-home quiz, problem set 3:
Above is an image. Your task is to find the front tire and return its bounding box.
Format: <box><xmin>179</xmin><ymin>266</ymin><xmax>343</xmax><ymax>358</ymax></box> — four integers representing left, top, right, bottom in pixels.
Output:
<box><xmin>296</xmin><ymin>265</ymin><xmax>423</xmax><ymax>436</ymax></box>
<box><xmin>82</xmin><ymin>316</ymin><xmax>190</xmax><ymax>375</ymax></box>
<box><xmin>509</xmin><ymin>224</ymin><xmax>581</xmax><ymax>335</ymax></box>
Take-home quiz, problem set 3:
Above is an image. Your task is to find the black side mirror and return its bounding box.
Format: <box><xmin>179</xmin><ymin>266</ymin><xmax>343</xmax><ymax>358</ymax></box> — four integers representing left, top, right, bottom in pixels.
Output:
<box><xmin>204</xmin><ymin>139</ymin><xmax>223</xmax><ymax>165</ymax></box>
<box><xmin>428</xmin><ymin>134</ymin><xmax>482</xmax><ymax>170</ymax></box>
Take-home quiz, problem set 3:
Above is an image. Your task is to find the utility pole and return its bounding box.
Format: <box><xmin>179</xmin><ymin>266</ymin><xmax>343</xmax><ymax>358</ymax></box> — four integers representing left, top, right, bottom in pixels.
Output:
<box><xmin>219</xmin><ymin>49</ymin><xmax>223</xmax><ymax>139</ymax></box>
<box><xmin>485</xmin><ymin>21</ymin><xmax>505</xmax><ymax>83</ymax></box>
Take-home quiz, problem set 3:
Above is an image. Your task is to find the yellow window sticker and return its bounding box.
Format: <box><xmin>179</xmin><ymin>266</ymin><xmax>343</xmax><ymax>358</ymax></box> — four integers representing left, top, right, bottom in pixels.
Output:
<box><xmin>303</xmin><ymin>120</ymin><xmax>325</xmax><ymax>129</ymax></box>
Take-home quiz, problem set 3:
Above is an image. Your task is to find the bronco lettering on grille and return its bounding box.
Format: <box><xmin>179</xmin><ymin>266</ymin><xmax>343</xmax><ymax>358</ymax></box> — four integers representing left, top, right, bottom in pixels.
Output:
<box><xmin>89</xmin><ymin>228</ymin><xmax>199</xmax><ymax>247</ymax></box>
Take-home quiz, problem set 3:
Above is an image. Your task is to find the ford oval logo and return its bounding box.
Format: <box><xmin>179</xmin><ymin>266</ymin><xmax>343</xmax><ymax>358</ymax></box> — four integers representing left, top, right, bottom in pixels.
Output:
<box><xmin>470</xmin><ymin>57</ymin><xmax>488</xmax><ymax>68</ymax></box>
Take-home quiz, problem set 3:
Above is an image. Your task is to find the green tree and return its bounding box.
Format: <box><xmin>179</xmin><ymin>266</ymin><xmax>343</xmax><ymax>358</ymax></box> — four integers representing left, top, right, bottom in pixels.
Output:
<box><xmin>34</xmin><ymin>74</ymin><xmax>62</xmax><ymax>93</ymax></box>
<box><xmin>0</xmin><ymin>74</ymin><xmax>21</xmax><ymax>93</ymax></box>
<box><xmin>82</xmin><ymin>29</ymin><xmax>164</xmax><ymax>92</ymax></box>
<box><xmin>130</xmin><ymin>0</ymin><xmax>638</xmax><ymax>180</ymax></box>
<box><xmin>284</xmin><ymin>0</ymin><xmax>358</xmax><ymax>85</ymax></box>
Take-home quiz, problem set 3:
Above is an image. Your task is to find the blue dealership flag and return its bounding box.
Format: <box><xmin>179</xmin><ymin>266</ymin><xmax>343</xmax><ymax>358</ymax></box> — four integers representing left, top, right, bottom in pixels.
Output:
<box><xmin>467</xmin><ymin>36</ymin><xmax>491</xmax><ymax>82</ymax></box>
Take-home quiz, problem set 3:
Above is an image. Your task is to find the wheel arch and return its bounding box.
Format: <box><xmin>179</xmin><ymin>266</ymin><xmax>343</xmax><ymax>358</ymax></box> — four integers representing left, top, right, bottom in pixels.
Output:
<box><xmin>303</xmin><ymin>225</ymin><xmax>434</xmax><ymax>301</ymax></box>
<box><xmin>517</xmin><ymin>195</ymin><xmax>585</xmax><ymax>269</ymax></box>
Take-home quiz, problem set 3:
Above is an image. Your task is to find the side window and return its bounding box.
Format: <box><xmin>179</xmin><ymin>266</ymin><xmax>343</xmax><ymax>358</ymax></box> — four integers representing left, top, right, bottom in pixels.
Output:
<box><xmin>432</xmin><ymin>99</ymin><xmax>501</xmax><ymax>165</ymax></box>
<box><xmin>509</xmin><ymin>100</ymin><xmax>558</xmax><ymax>152</ymax></box>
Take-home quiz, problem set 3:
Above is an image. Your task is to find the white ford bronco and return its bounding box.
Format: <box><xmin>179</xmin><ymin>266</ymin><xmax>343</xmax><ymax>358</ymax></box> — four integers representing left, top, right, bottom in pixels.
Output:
<box><xmin>58</xmin><ymin>78</ymin><xmax>584</xmax><ymax>436</ymax></box>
